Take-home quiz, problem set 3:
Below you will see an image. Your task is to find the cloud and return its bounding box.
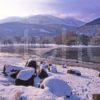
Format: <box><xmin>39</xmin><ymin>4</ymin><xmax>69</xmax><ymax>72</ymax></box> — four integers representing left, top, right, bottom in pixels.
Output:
<box><xmin>0</xmin><ymin>0</ymin><xmax>99</xmax><ymax>21</ymax></box>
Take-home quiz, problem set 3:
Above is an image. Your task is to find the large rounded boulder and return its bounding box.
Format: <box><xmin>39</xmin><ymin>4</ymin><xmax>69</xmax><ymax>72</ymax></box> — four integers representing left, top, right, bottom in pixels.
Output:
<box><xmin>15</xmin><ymin>68</ymin><xmax>36</xmax><ymax>86</ymax></box>
<box><xmin>40</xmin><ymin>76</ymin><xmax>72</xmax><ymax>97</ymax></box>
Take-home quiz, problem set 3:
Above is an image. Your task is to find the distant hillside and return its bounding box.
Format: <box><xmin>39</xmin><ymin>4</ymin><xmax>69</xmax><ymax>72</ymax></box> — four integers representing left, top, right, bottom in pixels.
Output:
<box><xmin>0</xmin><ymin>15</ymin><xmax>85</xmax><ymax>39</ymax></box>
<box><xmin>0</xmin><ymin>16</ymin><xmax>100</xmax><ymax>45</ymax></box>
<box><xmin>0</xmin><ymin>17</ymin><xmax>24</xmax><ymax>24</ymax></box>
<box><xmin>77</xmin><ymin>18</ymin><xmax>100</xmax><ymax>36</ymax></box>
<box><xmin>0</xmin><ymin>15</ymin><xmax>85</xmax><ymax>27</ymax></box>
<box><xmin>63</xmin><ymin>17</ymin><xmax>85</xmax><ymax>27</ymax></box>
<box><xmin>0</xmin><ymin>22</ymin><xmax>77</xmax><ymax>39</ymax></box>
<box><xmin>85</xmin><ymin>18</ymin><xmax>100</xmax><ymax>26</ymax></box>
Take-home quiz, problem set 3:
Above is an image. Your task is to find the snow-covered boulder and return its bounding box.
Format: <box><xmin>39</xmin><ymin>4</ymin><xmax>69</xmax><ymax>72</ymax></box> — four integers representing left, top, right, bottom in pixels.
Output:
<box><xmin>40</xmin><ymin>63</ymin><xmax>48</xmax><ymax>70</ymax></box>
<box><xmin>15</xmin><ymin>68</ymin><xmax>36</xmax><ymax>86</ymax></box>
<box><xmin>40</xmin><ymin>76</ymin><xmax>72</xmax><ymax>97</ymax></box>
<box><xmin>67</xmin><ymin>69</ymin><xmax>81</xmax><ymax>76</ymax></box>
<box><xmin>38</xmin><ymin>69</ymin><xmax>48</xmax><ymax>79</ymax></box>
<box><xmin>3</xmin><ymin>65</ymin><xmax>24</xmax><ymax>77</ymax></box>
<box><xmin>49</xmin><ymin>64</ymin><xmax>57</xmax><ymax>73</ymax></box>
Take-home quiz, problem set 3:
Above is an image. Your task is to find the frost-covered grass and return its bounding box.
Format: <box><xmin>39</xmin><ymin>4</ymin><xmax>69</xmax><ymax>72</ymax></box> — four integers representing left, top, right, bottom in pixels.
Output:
<box><xmin>0</xmin><ymin>53</ymin><xmax>100</xmax><ymax>100</ymax></box>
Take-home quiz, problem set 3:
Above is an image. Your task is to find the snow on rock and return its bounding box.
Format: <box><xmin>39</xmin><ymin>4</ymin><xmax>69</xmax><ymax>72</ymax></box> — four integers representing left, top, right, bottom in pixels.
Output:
<box><xmin>67</xmin><ymin>69</ymin><xmax>81</xmax><ymax>76</ymax></box>
<box><xmin>16</xmin><ymin>68</ymin><xmax>35</xmax><ymax>81</ymax></box>
<box><xmin>40</xmin><ymin>76</ymin><xmax>72</xmax><ymax>97</ymax></box>
<box><xmin>69</xmin><ymin>67</ymin><xmax>99</xmax><ymax>77</ymax></box>
<box><xmin>49</xmin><ymin>65</ymin><xmax>57</xmax><ymax>73</ymax></box>
<box><xmin>40</xmin><ymin>63</ymin><xmax>48</xmax><ymax>70</ymax></box>
<box><xmin>3</xmin><ymin>65</ymin><xmax>24</xmax><ymax>76</ymax></box>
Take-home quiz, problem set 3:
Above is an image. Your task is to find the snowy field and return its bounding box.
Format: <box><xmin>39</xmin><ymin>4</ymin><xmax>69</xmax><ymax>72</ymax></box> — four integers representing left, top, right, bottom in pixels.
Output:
<box><xmin>0</xmin><ymin>53</ymin><xmax>100</xmax><ymax>100</ymax></box>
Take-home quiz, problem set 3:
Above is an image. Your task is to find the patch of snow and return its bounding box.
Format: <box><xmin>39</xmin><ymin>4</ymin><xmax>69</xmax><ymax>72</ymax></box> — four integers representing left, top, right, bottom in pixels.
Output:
<box><xmin>40</xmin><ymin>29</ymin><xmax>50</xmax><ymax>33</ymax></box>
<box><xmin>40</xmin><ymin>63</ymin><xmax>48</xmax><ymax>70</ymax></box>
<box><xmin>0</xmin><ymin>53</ymin><xmax>100</xmax><ymax>100</ymax></box>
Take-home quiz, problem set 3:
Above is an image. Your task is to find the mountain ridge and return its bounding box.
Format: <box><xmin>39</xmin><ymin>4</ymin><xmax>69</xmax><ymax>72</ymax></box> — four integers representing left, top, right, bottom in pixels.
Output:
<box><xmin>85</xmin><ymin>18</ymin><xmax>100</xmax><ymax>26</ymax></box>
<box><xmin>0</xmin><ymin>15</ymin><xmax>85</xmax><ymax>27</ymax></box>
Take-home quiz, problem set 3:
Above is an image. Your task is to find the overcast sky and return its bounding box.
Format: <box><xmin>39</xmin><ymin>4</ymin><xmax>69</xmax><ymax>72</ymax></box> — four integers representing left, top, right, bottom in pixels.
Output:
<box><xmin>0</xmin><ymin>0</ymin><xmax>99</xmax><ymax>22</ymax></box>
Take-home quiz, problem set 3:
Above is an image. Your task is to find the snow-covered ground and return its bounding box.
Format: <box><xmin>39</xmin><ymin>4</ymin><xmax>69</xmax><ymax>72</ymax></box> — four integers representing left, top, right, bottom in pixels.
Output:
<box><xmin>0</xmin><ymin>53</ymin><xmax>100</xmax><ymax>100</ymax></box>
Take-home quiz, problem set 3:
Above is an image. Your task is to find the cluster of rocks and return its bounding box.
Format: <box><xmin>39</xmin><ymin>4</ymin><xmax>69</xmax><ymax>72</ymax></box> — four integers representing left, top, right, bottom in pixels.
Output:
<box><xmin>2</xmin><ymin>60</ymin><xmax>73</xmax><ymax>97</ymax></box>
<box><xmin>3</xmin><ymin>60</ymin><xmax>58</xmax><ymax>86</ymax></box>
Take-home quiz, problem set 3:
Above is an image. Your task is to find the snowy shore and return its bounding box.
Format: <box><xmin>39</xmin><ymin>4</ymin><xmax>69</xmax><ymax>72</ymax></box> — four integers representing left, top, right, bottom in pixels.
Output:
<box><xmin>0</xmin><ymin>53</ymin><xmax>100</xmax><ymax>100</ymax></box>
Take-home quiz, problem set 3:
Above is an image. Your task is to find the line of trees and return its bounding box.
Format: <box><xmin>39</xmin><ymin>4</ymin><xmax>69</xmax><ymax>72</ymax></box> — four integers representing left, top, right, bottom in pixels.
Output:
<box><xmin>0</xmin><ymin>32</ymin><xmax>99</xmax><ymax>45</ymax></box>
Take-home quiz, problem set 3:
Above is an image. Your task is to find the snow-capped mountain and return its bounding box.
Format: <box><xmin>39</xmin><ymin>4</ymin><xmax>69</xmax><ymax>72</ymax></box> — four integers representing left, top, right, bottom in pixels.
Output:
<box><xmin>63</xmin><ymin>17</ymin><xmax>85</xmax><ymax>27</ymax></box>
<box><xmin>85</xmin><ymin>18</ymin><xmax>100</xmax><ymax>26</ymax></box>
<box><xmin>77</xmin><ymin>18</ymin><xmax>100</xmax><ymax>36</ymax></box>
<box><xmin>0</xmin><ymin>17</ymin><xmax>24</xmax><ymax>24</ymax></box>
<box><xmin>26</xmin><ymin>15</ymin><xmax>66</xmax><ymax>25</ymax></box>
<box><xmin>0</xmin><ymin>15</ymin><xmax>85</xmax><ymax>27</ymax></box>
<box><xmin>0</xmin><ymin>15</ymin><xmax>79</xmax><ymax>38</ymax></box>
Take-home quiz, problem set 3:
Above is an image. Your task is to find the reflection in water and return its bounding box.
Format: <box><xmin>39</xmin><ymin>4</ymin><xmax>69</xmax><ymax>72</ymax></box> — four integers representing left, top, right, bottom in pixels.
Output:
<box><xmin>44</xmin><ymin>47</ymin><xmax>100</xmax><ymax>63</ymax></box>
<box><xmin>0</xmin><ymin>45</ymin><xmax>100</xmax><ymax>63</ymax></box>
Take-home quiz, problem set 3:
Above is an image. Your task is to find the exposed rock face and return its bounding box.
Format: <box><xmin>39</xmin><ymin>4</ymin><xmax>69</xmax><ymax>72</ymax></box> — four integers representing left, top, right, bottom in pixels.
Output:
<box><xmin>38</xmin><ymin>69</ymin><xmax>48</xmax><ymax>79</ymax></box>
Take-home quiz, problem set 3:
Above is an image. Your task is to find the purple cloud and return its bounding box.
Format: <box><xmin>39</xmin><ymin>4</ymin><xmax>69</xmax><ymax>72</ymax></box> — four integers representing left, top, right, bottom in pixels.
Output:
<box><xmin>43</xmin><ymin>0</ymin><xmax>100</xmax><ymax>22</ymax></box>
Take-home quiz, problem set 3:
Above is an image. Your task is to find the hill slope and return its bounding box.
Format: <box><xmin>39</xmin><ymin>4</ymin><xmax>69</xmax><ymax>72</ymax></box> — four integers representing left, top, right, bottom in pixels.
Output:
<box><xmin>85</xmin><ymin>18</ymin><xmax>100</xmax><ymax>26</ymax></box>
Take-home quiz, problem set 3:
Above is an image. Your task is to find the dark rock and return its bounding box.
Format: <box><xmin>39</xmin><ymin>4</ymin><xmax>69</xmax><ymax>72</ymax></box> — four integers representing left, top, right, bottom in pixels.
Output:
<box><xmin>93</xmin><ymin>94</ymin><xmax>100</xmax><ymax>100</ymax></box>
<box><xmin>38</xmin><ymin>69</ymin><xmax>48</xmax><ymax>79</ymax></box>
<box><xmin>15</xmin><ymin>75</ymin><xmax>35</xmax><ymax>86</ymax></box>
<box><xmin>25</xmin><ymin>60</ymin><xmax>38</xmax><ymax>76</ymax></box>
<box><xmin>67</xmin><ymin>70</ymin><xmax>75</xmax><ymax>74</ymax></box>
<box><xmin>3</xmin><ymin>65</ymin><xmax>7</xmax><ymax>75</ymax></box>
<box><xmin>25</xmin><ymin>59</ymin><xmax>38</xmax><ymax>69</ymax></box>
<box><xmin>76</xmin><ymin>72</ymin><xmax>81</xmax><ymax>76</ymax></box>
<box><xmin>10</xmin><ymin>71</ymin><xmax>20</xmax><ymax>79</ymax></box>
<box><xmin>67</xmin><ymin>69</ymin><xmax>81</xmax><ymax>76</ymax></box>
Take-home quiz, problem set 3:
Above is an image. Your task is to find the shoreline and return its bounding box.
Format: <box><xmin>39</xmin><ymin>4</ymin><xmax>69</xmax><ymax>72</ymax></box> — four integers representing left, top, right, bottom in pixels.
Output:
<box><xmin>0</xmin><ymin>52</ymin><xmax>100</xmax><ymax>71</ymax></box>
